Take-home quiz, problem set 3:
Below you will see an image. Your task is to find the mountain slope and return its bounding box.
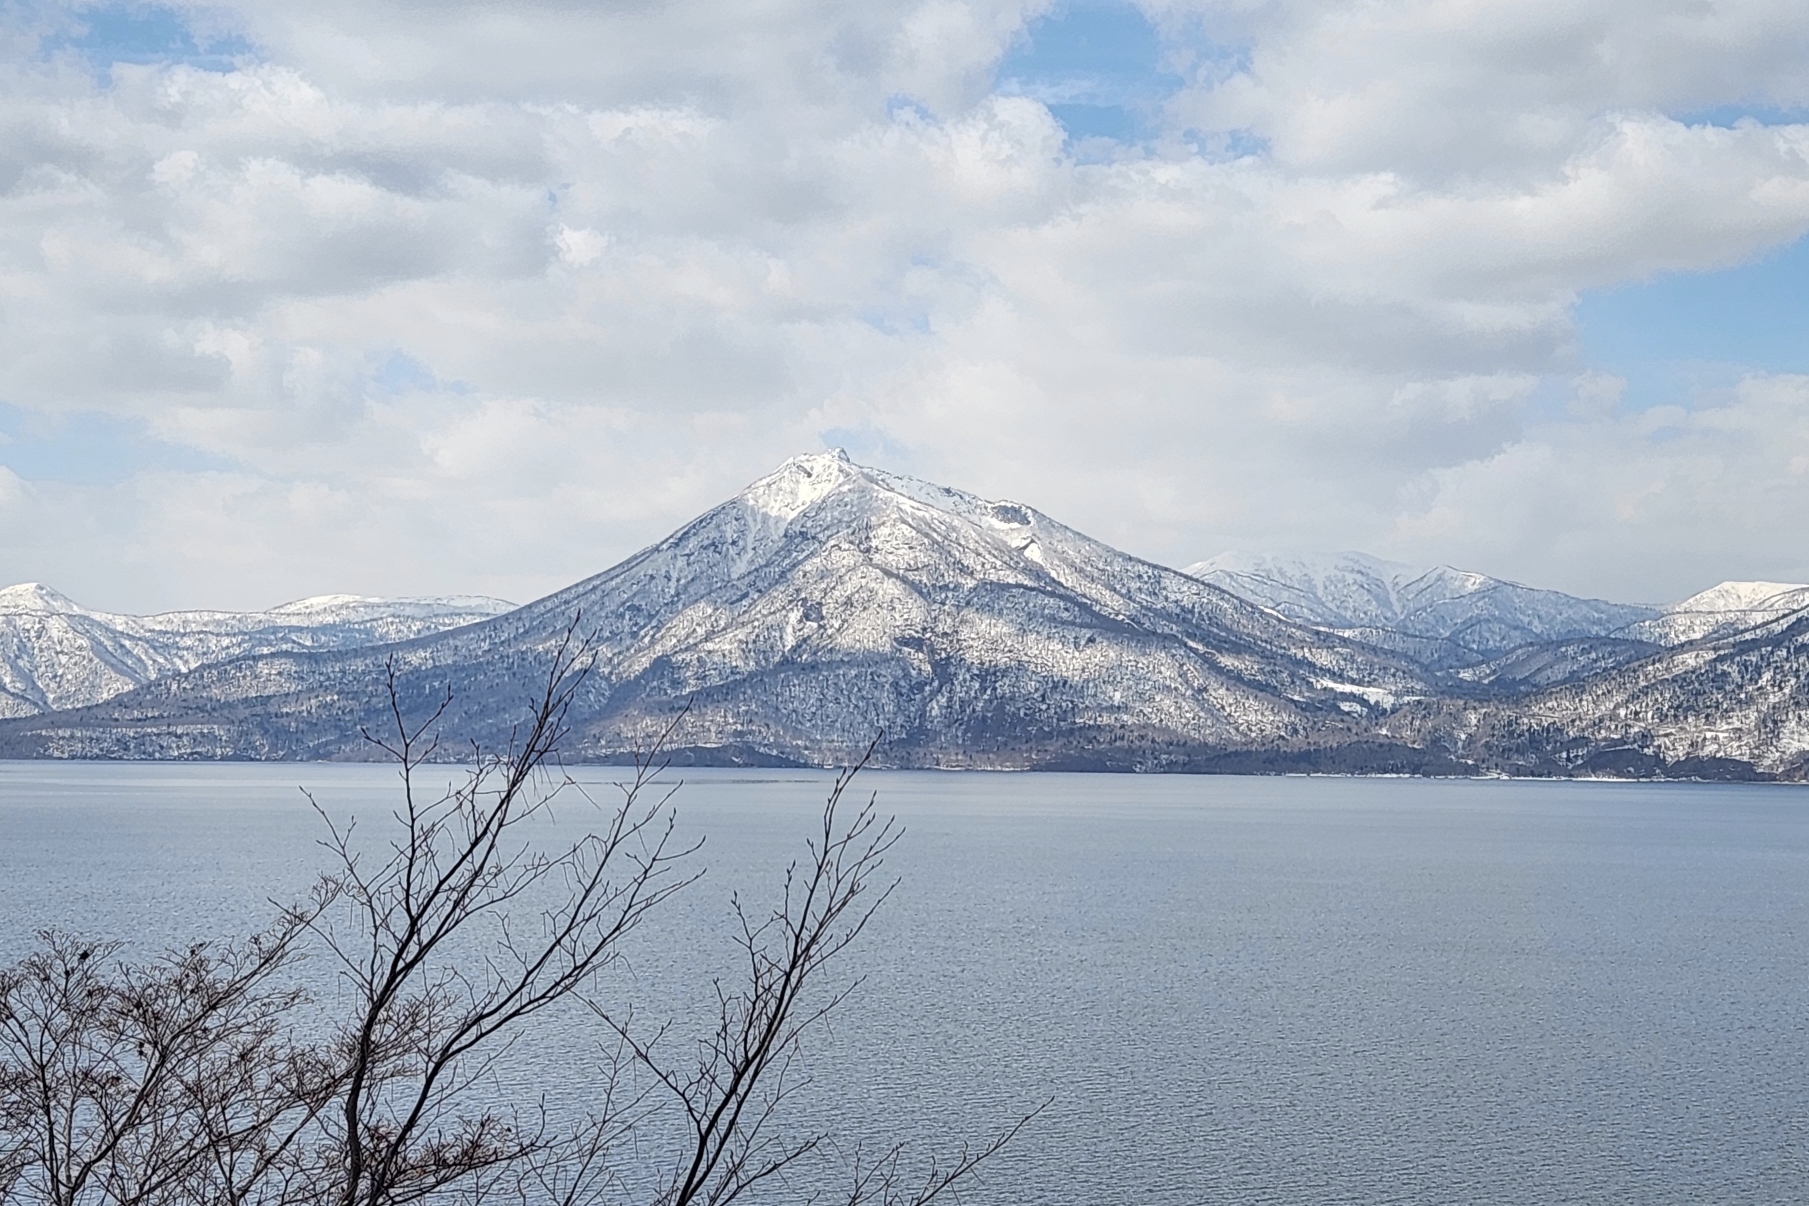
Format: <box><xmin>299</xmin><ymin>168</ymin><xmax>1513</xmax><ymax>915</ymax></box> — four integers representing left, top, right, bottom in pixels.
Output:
<box><xmin>1390</xmin><ymin>605</ymin><xmax>1809</xmax><ymax>777</ymax></box>
<box><xmin>0</xmin><ymin>585</ymin><xmax>515</xmax><ymax>715</ymax></box>
<box><xmin>1450</xmin><ymin>636</ymin><xmax>1666</xmax><ymax>691</ymax></box>
<box><xmin>1185</xmin><ymin>552</ymin><xmax>1658</xmax><ymax>657</ymax></box>
<box><xmin>0</xmin><ymin>453</ymin><xmax>1442</xmax><ymax>767</ymax></box>
<box><xmin>1623</xmin><ymin>581</ymin><xmax>1809</xmax><ymax>646</ymax></box>
<box><xmin>1181</xmin><ymin>556</ymin><xmax>1809</xmax><ymax>776</ymax></box>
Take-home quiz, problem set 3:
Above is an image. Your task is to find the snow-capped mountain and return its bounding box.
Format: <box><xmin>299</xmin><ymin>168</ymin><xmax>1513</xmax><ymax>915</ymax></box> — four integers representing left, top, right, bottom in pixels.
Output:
<box><xmin>1393</xmin><ymin>604</ymin><xmax>1809</xmax><ymax>778</ymax></box>
<box><xmin>1623</xmin><ymin>581</ymin><xmax>1809</xmax><ymax>646</ymax></box>
<box><xmin>1184</xmin><ymin>552</ymin><xmax>1658</xmax><ymax>657</ymax></box>
<box><xmin>0</xmin><ymin>585</ymin><xmax>515</xmax><ymax>715</ymax></box>
<box><xmin>10</xmin><ymin>454</ymin><xmax>1809</xmax><ymax>780</ymax></box>
<box><xmin>1178</xmin><ymin>556</ymin><xmax>1809</xmax><ymax>774</ymax></box>
<box><xmin>0</xmin><ymin>452</ymin><xmax>1439</xmax><ymax>768</ymax></box>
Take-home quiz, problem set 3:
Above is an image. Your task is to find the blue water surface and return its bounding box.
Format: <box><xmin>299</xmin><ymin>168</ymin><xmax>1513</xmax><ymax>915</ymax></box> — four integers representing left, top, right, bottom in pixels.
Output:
<box><xmin>2</xmin><ymin>764</ymin><xmax>1806</xmax><ymax>1205</ymax></box>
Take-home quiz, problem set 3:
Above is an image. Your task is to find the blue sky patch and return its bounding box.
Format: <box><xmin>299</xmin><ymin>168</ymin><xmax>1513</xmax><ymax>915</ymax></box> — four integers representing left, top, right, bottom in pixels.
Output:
<box><xmin>886</xmin><ymin>94</ymin><xmax>935</xmax><ymax>124</ymax></box>
<box><xmin>1182</xmin><ymin>127</ymin><xmax>1270</xmax><ymax>161</ymax></box>
<box><xmin>368</xmin><ymin>351</ymin><xmax>452</xmax><ymax>397</ymax></box>
<box><xmin>44</xmin><ymin>3</ymin><xmax>254</xmax><ymax>75</ymax></box>
<box><xmin>995</xmin><ymin>1</ymin><xmax>1183</xmax><ymax>145</ymax></box>
<box><xmin>1576</xmin><ymin>233</ymin><xmax>1809</xmax><ymax>409</ymax></box>
<box><xmin>0</xmin><ymin>405</ymin><xmax>230</xmax><ymax>485</ymax></box>
<box><xmin>1672</xmin><ymin>103</ymin><xmax>1809</xmax><ymax>130</ymax></box>
<box><xmin>859</xmin><ymin>306</ymin><xmax>932</xmax><ymax>337</ymax></box>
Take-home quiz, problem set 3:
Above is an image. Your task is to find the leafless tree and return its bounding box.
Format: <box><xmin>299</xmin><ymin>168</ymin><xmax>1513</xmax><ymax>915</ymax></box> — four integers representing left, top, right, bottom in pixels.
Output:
<box><xmin>304</xmin><ymin>631</ymin><xmax>701</xmax><ymax>1206</ymax></box>
<box><xmin>0</xmin><ymin>917</ymin><xmax>339</xmax><ymax>1206</ymax></box>
<box><xmin>594</xmin><ymin>759</ymin><xmax>1043</xmax><ymax>1206</ymax></box>
<box><xmin>0</xmin><ymin>632</ymin><xmax>1034</xmax><ymax>1206</ymax></box>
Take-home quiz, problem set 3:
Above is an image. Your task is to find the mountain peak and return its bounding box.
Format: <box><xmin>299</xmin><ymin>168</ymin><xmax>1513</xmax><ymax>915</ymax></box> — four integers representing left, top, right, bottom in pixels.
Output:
<box><xmin>8</xmin><ymin>455</ymin><xmax>1442</xmax><ymax>764</ymax></box>
<box><xmin>1186</xmin><ymin>550</ymin><xmax>1424</xmax><ymax>584</ymax></box>
<box><xmin>1666</xmin><ymin>581</ymin><xmax>1809</xmax><ymax>613</ymax></box>
<box><xmin>736</xmin><ymin>450</ymin><xmax>1042</xmax><ymax>535</ymax></box>
<box><xmin>266</xmin><ymin>593</ymin><xmax>381</xmax><ymax>613</ymax></box>
<box><xmin>0</xmin><ymin>582</ymin><xmax>89</xmax><ymax>616</ymax></box>
<box><xmin>1621</xmin><ymin>579</ymin><xmax>1809</xmax><ymax>646</ymax></box>
<box><xmin>740</xmin><ymin>449</ymin><xmax>863</xmax><ymax>523</ymax></box>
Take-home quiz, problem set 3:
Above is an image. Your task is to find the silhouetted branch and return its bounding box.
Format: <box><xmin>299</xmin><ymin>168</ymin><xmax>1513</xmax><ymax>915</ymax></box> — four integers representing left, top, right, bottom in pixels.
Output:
<box><xmin>0</xmin><ymin>634</ymin><xmax>1035</xmax><ymax>1206</ymax></box>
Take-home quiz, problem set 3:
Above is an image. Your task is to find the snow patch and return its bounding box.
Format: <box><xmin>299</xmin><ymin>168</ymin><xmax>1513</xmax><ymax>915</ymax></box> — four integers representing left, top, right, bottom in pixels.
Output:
<box><xmin>739</xmin><ymin>450</ymin><xmax>858</xmax><ymax>523</ymax></box>
<box><xmin>0</xmin><ymin>583</ymin><xmax>88</xmax><ymax>616</ymax></box>
<box><xmin>1624</xmin><ymin>581</ymin><xmax>1809</xmax><ymax>645</ymax></box>
<box><xmin>1314</xmin><ymin>679</ymin><xmax>1397</xmax><ymax>709</ymax></box>
<box><xmin>1665</xmin><ymin>581</ymin><xmax>1809</xmax><ymax>613</ymax></box>
<box><xmin>1185</xmin><ymin>550</ymin><xmax>1656</xmax><ymax>655</ymax></box>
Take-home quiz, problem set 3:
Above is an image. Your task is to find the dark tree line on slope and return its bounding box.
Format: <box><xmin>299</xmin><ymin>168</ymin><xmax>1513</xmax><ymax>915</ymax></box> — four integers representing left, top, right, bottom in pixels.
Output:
<box><xmin>0</xmin><ymin>634</ymin><xmax>1033</xmax><ymax>1205</ymax></box>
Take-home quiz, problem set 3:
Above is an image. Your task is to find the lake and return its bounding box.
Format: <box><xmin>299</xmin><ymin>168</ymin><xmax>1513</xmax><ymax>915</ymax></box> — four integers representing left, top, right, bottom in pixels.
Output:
<box><xmin>2</xmin><ymin>763</ymin><xmax>1807</xmax><ymax>1205</ymax></box>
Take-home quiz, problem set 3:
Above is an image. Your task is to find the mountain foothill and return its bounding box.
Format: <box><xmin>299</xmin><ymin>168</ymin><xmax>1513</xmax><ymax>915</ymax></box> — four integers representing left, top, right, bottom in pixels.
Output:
<box><xmin>2</xmin><ymin>452</ymin><xmax>1806</xmax><ymax>781</ymax></box>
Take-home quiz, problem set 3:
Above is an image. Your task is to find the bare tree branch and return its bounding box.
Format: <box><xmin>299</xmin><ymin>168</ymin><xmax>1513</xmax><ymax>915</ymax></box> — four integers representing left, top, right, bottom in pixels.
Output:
<box><xmin>0</xmin><ymin>634</ymin><xmax>1037</xmax><ymax>1206</ymax></box>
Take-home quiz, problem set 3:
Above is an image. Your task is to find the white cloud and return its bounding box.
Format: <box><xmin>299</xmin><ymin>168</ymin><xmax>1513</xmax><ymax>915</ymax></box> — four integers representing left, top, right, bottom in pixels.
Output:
<box><xmin>0</xmin><ymin>0</ymin><xmax>1807</xmax><ymax>610</ymax></box>
<box><xmin>1388</xmin><ymin>373</ymin><xmax>1809</xmax><ymax>598</ymax></box>
<box><xmin>1163</xmin><ymin>0</ymin><xmax>1809</xmax><ymax>179</ymax></box>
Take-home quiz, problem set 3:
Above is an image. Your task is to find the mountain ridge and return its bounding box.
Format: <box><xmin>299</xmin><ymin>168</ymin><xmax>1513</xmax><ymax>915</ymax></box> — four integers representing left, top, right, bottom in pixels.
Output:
<box><xmin>0</xmin><ymin>452</ymin><xmax>1440</xmax><ymax>766</ymax></box>
<box><xmin>1183</xmin><ymin>551</ymin><xmax>1660</xmax><ymax>658</ymax></box>
<box><xmin>0</xmin><ymin>587</ymin><xmax>516</xmax><ymax>715</ymax></box>
<box><xmin>4</xmin><ymin>452</ymin><xmax>1808</xmax><ymax>781</ymax></box>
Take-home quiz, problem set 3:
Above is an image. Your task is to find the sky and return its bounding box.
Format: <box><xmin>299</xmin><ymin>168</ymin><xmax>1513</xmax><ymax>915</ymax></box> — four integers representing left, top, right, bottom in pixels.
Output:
<box><xmin>2</xmin><ymin>0</ymin><xmax>1809</xmax><ymax>612</ymax></box>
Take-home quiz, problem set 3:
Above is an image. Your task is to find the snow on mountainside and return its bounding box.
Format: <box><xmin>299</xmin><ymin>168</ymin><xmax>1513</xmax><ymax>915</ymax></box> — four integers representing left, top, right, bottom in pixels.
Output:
<box><xmin>14</xmin><ymin>454</ymin><xmax>1809</xmax><ymax>779</ymax></box>
<box><xmin>0</xmin><ymin>584</ymin><xmax>85</xmax><ymax>614</ymax></box>
<box><xmin>1623</xmin><ymin>581</ymin><xmax>1809</xmax><ymax>646</ymax></box>
<box><xmin>0</xmin><ymin>586</ymin><xmax>515</xmax><ymax>715</ymax></box>
<box><xmin>1450</xmin><ymin>637</ymin><xmax>1664</xmax><ymax>690</ymax></box>
<box><xmin>1393</xmin><ymin>603</ymin><xmax>1809</xmax><ymax>778</ymax></box>
<box><xmin>0</xmin><ymin>452</ymin><xmax>1441</xmax><ymax>767</ymax></box>
<box><xmin>1167</xmin><ymin>555</ymin><xmax>1809</xmax><ymax>776</ymax></box>
<box><xmin>1678</xmin><ymin>581</ymin><xmax>1809</xmax><ymax>610</ymax></box>
<box><xmin>1184</xmin><ymin>552</ymin><xmax>1657</xmax><ymax>657</ymax></box>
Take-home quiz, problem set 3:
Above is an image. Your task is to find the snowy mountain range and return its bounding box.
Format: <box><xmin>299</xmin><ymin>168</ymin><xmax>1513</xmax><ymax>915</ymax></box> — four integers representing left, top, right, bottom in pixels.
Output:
<box><xmin>1180</xmin><ymin>552</ymin><xmax>1809</xmax><ymax>775</ymax></box>
<box><xmin>3</xmin><ymin>452</ymin><xmax>1809</xmax><ymax>779</ymax></box>
<box><xmin>1187</xmin><ymin>552</ymin><xmax>1809</xmax><ymax>675</ymax></box>
<box><xmin>1389</xmin><ymin>603</ymin><xmax>1809</xmax><ymax>779</ymax></box>
<box><xmin>1183</xmin><ymin>551</ymin><xmax>1657</xmax><ymax>658</ymax></box>
<box><xmin>0</xmin><ymin>585</ymin><xmax>514</xmax><ymax>715</ymax></box>
<box><xmin>0</xmin><ymin>452</ymin><xmax>1441</xmax><ymax>768</ymax></box>
<box><xmin>1622</xmin><ymin>581</ymin><xmax>1809</xmax><ymax>645</ymax></box>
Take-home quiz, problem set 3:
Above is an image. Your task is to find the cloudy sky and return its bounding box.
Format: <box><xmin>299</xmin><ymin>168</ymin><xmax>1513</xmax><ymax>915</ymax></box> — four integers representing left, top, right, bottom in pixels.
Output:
<box><xmin>1</xmin><ymin>0</ymin><xmax>1808</xmax><ymax>612</ymax></box>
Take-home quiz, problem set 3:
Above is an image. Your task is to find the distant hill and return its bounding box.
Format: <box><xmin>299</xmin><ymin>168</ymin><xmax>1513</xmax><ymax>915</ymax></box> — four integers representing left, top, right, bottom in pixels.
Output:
<box><xmin>1183</xmin><ymin>551</ymin><xmax>1657</xmax><ymax>658</ymax></box>
<box><xmin>1392</xmin><ymin>604</ymin><xmax>1809</xmax><ymax>779</ymax></box>
<box><xmin>1622</xmin><ymin>581</ymin><xmax>1809</xmax><ymax>646</ymax></box>
<box><xmin>0</xmin><ymin>584</ymin><xmax>515</xmax><ymax>715</ymax></box>
<box><xmin>1185</xmin><ymin>553</ymin><xmax>1809</xmax><ymax>665</ymax></box>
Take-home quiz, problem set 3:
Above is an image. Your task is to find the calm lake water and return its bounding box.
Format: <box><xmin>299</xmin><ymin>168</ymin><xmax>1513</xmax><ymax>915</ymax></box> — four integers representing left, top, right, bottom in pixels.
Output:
<box><xmin>2</xmin><ymin>763</ymin><xmax>1807</xmax><ymax>1205</ymax></box>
